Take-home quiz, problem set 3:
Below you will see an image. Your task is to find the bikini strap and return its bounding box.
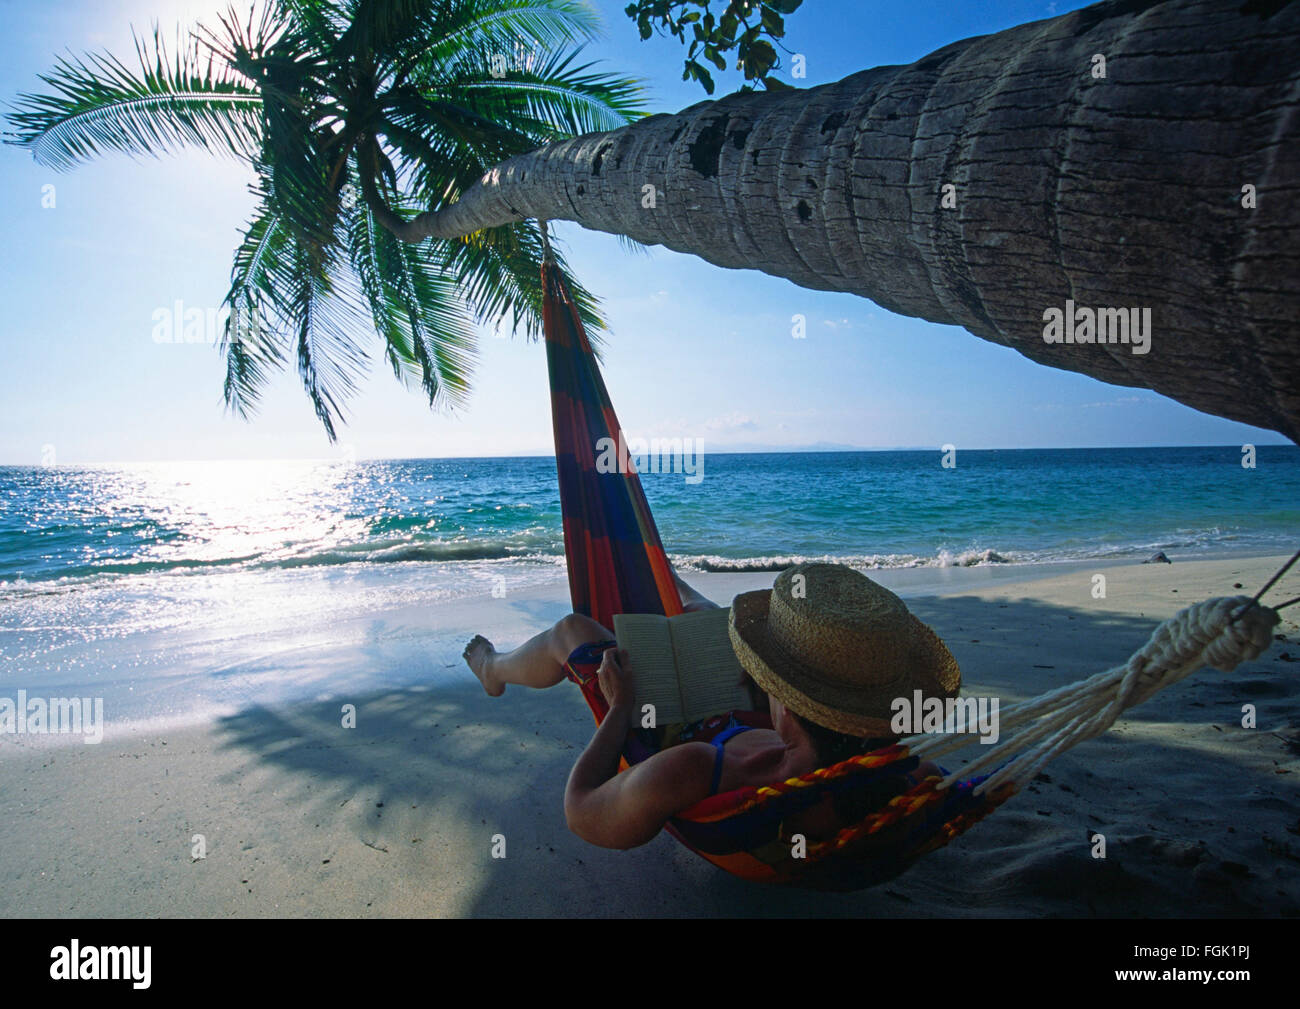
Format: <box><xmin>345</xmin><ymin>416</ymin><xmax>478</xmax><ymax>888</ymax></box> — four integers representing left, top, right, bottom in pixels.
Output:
<box><xmin>708</xmin><ymin>723</ymin><xmax>755</xmax><ymax>795</ymax></box>
<box><xmin>709</xmin><ymin>745</ymin><xmax>727</xmax><ymax>795</ymax></box>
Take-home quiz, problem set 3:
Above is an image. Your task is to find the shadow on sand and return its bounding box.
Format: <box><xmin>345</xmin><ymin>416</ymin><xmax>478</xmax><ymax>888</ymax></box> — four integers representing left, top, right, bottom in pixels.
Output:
<box><xmin>210</xmin><ymin>592</ymin><xmax>1300</xmax><ymax>917</ymax></box>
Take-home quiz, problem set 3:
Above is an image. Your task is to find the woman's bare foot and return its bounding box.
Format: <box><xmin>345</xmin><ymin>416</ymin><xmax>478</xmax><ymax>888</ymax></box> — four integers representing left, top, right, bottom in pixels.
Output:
<box><xmin>463</xmin><ymin>634</ymin><xmax>504</xmax><ymax>696</ymax></box>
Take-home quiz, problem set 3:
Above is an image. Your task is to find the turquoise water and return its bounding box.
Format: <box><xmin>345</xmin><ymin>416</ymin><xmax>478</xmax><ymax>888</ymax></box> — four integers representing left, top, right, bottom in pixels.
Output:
<box><xmin>0</xmin><ymin>446</ymin><xmax>1295</xmax><ymax>730</ymax></box>
<box><xmin>2</xmin><ymin>446</ymin><xmax>1297</xmax><ymax>586</ymax></box>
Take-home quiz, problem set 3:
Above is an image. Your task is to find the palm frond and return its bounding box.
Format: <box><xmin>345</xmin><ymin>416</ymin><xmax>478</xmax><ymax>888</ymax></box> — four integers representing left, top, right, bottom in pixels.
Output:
<box><xmin>377</xmin><ymin>87</ymin><xmax>532</xmax><ymax>210</ymax></box>
<box><xmin>382</xmin><ymin>86</ymin><xmax>525</xmax><ymax>167</ymax></box>
<box><xmin>220</xmin><ymin>196</ymin><xmax>293</xmax><ymax>418</ymax></box>
<box><xmin>221</xmin><ymin>188</ymin><xmax>370</xmax><ymax>437</ymax></box>
<box><xmin>378</xmin><ymin>45</ymin><xmax>642</xmax><ymax>213</ymax></box>
<box><xmin>385</xmin><ymin>234</ymin><xmax>480</xmax><ymax>408</ymax></box>
<box><xmin>348</xmin><ymin>190</ymin><xmax>479</xmax><ymax>407</ymax></box>
<box><xmin>446</xmin><ymin>47</ymin><xmax>644</xmax><ymax>137</ymax></box>
<box><xmin>288</xmin><ymin>241</ymin><xmax>372</xmax><ymax>441</ymax></box>
<box><xmin>348</xmin><ymin>196</ymin><xmax>420</xmax><ymax>385</ymax></box>
<box><xmin>221</xmin><ymin>308</ymin><xmax>280</xmax><ymax>421</ymax></box>
<box><xmin>336</xmin><ymin>0</ymin><xmax>442</xmax><ymax>61</ymax></box>
<box><xmin>616</xmin><ymin>233</ymin><xmax>651</xmax><ymax>257</ymax></box>
<box><xmin>9</xmin><ymin>0</ymin><xmax>646</xmax><ymax>442</ymax></box>
<box><xmin>256</xmin><ymin>50</ymin><xmax>344</xmax><ymax>258</ymax></box>
<box><xmin>439</xmin><ymin>221</ymin><xmax>605</xmax><ymax>344</ymax></box>
<box><xmin>403</xmin><ymin>0</ymin><xmax>601</xmax><ymax>74</ymax></box>
<box><xmin>5</xmin><ymin>26</ymin><xmax>261</xmax><ymax>169</ymax></box>
<box><xmin>275</xmin><ymin>0</ymin><xmax>351</xmax><ymax>52</ymax></box>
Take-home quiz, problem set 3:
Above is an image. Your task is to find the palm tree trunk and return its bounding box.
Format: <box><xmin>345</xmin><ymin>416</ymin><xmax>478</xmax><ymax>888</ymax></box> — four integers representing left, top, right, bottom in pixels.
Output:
<box><xmin>383</xmin><ymin>0</ymin><xmax>1300</xmax><ymax>441</ymax></box>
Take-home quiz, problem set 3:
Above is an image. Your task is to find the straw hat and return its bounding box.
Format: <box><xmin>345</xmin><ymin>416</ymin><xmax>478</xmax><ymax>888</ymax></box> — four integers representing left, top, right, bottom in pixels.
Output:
<box><xmin>729</xmin><ymin>563</ymin><xmax>961</xmax><ymax>737</ymax></box>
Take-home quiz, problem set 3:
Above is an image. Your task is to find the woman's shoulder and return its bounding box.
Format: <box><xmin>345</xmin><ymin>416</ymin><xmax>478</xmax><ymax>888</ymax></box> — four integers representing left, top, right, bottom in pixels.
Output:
<box><xmin>630</xmin><ymin>741</ymin><xmax>717</xmax><ymax>807</ymax></box>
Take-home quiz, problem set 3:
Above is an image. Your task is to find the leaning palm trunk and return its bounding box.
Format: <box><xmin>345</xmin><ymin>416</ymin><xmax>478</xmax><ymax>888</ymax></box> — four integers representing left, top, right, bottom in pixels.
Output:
<box><xmin>382</xmin><ymin>0</ymin><xmax>1300</xmax><ymax>442</ymax></box>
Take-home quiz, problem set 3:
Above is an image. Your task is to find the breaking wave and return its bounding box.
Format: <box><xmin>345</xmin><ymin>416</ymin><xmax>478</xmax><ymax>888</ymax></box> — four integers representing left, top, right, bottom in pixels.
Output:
<box><xmin>674</xmin><ymin>547</ymin><xmax>1016</xmax><ymax>573</ymax></box>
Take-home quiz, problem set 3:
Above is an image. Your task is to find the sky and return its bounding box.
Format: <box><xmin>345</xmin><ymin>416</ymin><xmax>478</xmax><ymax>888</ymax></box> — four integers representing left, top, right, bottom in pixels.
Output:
<box><xmin>0</xmin><ymin>0</ymin><xmax>1289</xmax><ymax>464</ymax></box>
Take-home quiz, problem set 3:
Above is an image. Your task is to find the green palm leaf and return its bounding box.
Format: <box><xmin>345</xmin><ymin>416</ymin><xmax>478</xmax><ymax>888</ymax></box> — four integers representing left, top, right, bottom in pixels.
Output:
<box><xmin>220</xmin><ymin>199</ymin><xmax>292</xmax><ymax>419</ymax></box>
<box><xmin>446</xmin><ymin>47</ymin><xmax>645</xmax><ymax>138</ymax></box>
<box><xmin>7</xmin><ymin>27</ymin><xmax>261</xmax><ymax>169</ymax></box>
<box><xmin>287</xmin><ymin>241</ymin><xmax>372</xmax><ymax>441</ymax></box>
<box><xmin>348</xmin><ymin>188</ymin><xmax>479</xmax><ymax>408</ymax></box>
<box><xmin>440</xmin><ymin>222</ymin><xmax>604</xmax><ymax>347</ymax></box>
<box><xmin>401</xmin><ymin>0</ymin><xmax>601</xmax><ymax>73</ymax></box>
<box><xmin>6</xmin><ymin>0</ymin><xmax>647</xmax><ymax>439</ymax></box>
<box><xmin>221</xmin><ymin>188</ymin><xmax>372</xmax><ymax>438</ymax></box>
<box><xmin>274</xmin><ymin>0</ymin><xmax>349</xmax><ymax>53</ymax></box>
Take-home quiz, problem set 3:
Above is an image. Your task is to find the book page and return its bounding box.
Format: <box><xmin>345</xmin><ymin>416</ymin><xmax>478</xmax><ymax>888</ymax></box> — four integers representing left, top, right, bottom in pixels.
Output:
<box><xmin>612</xmin><ymin>613</ymin><xmax>684</xmax><ymax>724</ymax></box>
<box><xmin>667</xmin><ymin>608</ymin><xmax>753</xmax><ymax>722</ymax></box>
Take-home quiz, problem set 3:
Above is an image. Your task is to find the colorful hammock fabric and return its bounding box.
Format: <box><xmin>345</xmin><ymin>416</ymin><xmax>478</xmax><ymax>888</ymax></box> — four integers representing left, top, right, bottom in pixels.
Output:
<box><xmin>541</xmin><ymin>260</ymin><xmax>1012</xmax><ymax>890</ymax></box>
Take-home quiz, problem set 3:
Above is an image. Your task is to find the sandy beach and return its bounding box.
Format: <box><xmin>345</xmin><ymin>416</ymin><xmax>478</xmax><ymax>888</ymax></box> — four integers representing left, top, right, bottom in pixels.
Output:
<box><xmin>1</xmin><ymin>553</ymin><xmax>1297</xmax><ymax>918</ymax></box>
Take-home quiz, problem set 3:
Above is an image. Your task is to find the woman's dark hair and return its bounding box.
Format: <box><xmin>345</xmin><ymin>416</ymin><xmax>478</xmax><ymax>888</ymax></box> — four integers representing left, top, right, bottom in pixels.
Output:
<box><xmin>748</xmin><ymin>680</ymin><xmax>916</xmax><ymax>825</ymax></box>
<box><xmin>790</xmin><ymin>712</ymin><xmax>911</xmax><ymax>827</ymax></box>
<box><xmin>790</xmin><ymin>711</ymin><xmax>894</xmax><ymax>768</ymax></box>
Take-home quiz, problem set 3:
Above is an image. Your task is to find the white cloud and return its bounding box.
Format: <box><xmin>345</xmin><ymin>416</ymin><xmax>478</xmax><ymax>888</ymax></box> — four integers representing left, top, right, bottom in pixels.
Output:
<box><xmin>701</xmin><ymin>412</ymin><xmax>760</xmax><ymax>434</ymax></box>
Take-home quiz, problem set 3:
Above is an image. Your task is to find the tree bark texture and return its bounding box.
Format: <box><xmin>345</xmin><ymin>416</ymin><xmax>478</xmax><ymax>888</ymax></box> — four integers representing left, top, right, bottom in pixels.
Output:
<box><xmin>388</xmin><ymin>0</ymin><xmax>1300</xmax><ymax>441</ymax></box>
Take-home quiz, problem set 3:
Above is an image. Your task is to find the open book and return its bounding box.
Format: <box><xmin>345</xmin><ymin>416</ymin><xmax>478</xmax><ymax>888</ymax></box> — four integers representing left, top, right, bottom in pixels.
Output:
<box><xmin>612</xmin><ymin>607</ymin><xmax>753</xmax><ymax>725</ymax></box>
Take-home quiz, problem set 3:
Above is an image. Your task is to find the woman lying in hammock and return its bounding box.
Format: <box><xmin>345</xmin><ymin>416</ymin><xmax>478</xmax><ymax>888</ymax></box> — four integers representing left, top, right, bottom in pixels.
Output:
<box><xmin>463</xmin><ymin>562</ymin><xmax>961</xmax><ymax>850</ymax></box>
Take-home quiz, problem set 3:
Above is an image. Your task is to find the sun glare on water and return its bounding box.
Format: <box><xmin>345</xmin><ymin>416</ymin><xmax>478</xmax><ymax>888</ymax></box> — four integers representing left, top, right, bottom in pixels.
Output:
<box><xmin>99</xmin><ymin>458</ymin><xmax>370</xmax><ymax>570</ymax></box>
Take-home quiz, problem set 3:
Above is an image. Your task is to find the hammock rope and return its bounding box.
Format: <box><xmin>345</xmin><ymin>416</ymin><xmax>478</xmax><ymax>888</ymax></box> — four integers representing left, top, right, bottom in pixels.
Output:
<box><xmin>537</xmin><ymin>218</ymin><xmax>554</xmax><ymax>263</ymax></box>
<box><xmin>910</xmin><ymin>595</ymin><xmax>1282</xmax><ymax>796</ymax></box>
<box><xmin>1230</xmin><ymin>546</ymin><xmax>1300</xmax><ymax>624</ymax></box>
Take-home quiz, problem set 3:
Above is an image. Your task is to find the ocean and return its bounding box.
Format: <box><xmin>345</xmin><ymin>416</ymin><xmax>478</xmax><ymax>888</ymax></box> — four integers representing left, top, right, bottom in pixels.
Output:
<box><xmin>1</xmin><ymin>446</ymin><xmax>1296</xmax><ymax>732</ymax></box>
<box><xmin>3</xmin><ymin>446</ymin><xmax>1297</xmax><ymax>585</ymax></box>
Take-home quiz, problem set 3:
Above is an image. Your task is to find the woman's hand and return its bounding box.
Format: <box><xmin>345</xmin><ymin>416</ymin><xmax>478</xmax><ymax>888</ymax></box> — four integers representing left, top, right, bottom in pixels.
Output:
<box><xmin>596</xmin><ymin>647</ymin><xmax>635</xmax><ymax>712</ymax></box>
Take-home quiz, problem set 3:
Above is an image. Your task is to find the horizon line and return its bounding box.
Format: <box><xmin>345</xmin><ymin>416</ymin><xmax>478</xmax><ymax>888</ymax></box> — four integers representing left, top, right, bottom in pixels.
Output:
<box><xmin>2</xmin><ymin>442</ymin><xmax>1295</xmax><ymax>467</ymax></box>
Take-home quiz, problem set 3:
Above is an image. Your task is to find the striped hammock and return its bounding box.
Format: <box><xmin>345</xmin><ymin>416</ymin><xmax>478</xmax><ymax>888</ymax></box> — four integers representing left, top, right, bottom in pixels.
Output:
<box><xmin>540</xmin><ymin>260</ymin><xmax>1282</xmax><ymax>891</ymax></box>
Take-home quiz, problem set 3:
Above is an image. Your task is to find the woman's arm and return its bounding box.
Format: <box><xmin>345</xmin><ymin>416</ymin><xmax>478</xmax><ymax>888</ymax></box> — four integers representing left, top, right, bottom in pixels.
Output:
<box><xmin>563</xmin><ymin>648</ymin><xmax>713</xmax><ymax>848</ymax></box>
<box><xmin>563</xmin><ymin>649</ymin><xmax>636</xmax><ymax>810</ymax></box>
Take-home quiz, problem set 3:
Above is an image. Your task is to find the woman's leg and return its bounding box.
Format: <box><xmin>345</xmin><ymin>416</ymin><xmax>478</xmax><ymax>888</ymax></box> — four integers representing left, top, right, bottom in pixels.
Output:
<box><xmin>673</xmin><ymin>569</ymin><xmax>719</xmax><ymax>612</ymax></box>
<box><xmin>464</xmin><ymin>613</ymin><xmax>613</xmax><ymax>697</ymax></box>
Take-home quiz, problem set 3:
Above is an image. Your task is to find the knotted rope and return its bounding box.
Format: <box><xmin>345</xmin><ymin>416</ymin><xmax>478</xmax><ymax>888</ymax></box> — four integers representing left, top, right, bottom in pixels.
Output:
<box><xmin>909</xmin><ymin>596</ymin><xmax>1282</xmax><ymax>797</ymax></box>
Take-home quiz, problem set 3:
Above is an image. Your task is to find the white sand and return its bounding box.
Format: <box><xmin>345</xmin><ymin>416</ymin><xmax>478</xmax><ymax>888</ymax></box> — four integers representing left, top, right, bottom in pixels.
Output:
<box><xmin>1</xmin><ymin>554</ymin><xmax>1297</xmax><ymax>917</ymax></box>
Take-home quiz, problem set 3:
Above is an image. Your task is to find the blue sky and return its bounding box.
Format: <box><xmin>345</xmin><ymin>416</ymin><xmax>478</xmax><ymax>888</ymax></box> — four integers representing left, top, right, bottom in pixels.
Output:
<box><xmin>0</xmin><ymin>0</ymin><xmax>1287</xmax><ymax>464</ymax></box>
